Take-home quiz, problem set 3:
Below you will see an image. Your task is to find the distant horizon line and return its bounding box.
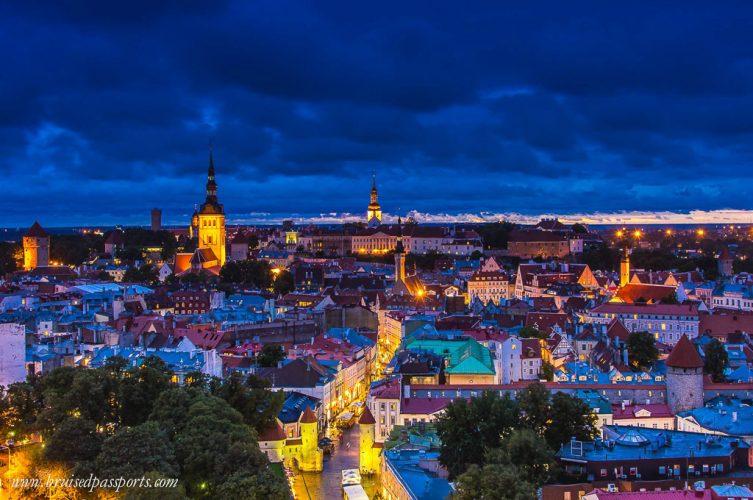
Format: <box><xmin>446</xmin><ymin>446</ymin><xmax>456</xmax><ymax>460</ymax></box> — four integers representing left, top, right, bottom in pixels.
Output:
<box><xmin>3</xmin><ymin>208</ymin><xmax>753</xmax><ymax>229</ymax></box>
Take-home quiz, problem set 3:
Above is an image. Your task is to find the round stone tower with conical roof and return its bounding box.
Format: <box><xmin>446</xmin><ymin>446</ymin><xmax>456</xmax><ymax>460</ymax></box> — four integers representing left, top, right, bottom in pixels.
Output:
<box><xmin>359</xmin><ymin>406</ymin><xmax>381</xmax><ymax>475</ymax></box>
<box><xmin>666</xmin><ymin>334</ymin><xmax>704</xmax><ymax>414</ymax></box>
<box><xmin>23</xmin><ymin>221</ymin><xmax>49</xmax><ymax>271</ymax></box>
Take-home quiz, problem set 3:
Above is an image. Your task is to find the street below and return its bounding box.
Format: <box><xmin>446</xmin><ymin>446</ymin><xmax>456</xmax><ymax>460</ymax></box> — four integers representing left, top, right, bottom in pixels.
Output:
<box><xmin>291</xmin><ymin>424</ymin><xmax>378</xmax><ymax>499</ymax></box>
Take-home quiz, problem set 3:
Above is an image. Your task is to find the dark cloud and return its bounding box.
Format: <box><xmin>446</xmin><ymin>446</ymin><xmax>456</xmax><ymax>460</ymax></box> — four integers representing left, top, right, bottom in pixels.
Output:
<box><xmin>2</xmin><ymin>1</ymin><xmax>753</xmax><ymax>226</ymax></box>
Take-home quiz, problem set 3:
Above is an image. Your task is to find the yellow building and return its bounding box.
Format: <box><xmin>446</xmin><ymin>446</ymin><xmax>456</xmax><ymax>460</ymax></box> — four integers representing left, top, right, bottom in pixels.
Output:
<box><xmin>23</xmin><ymin>221</ymin><xmax>50</xmax><ymax>271</ymax></box>
<box><xmin>359</xmin><ymin>407</ymin><xmax>383</xmax><ymax>475</ymax></box>
<box><xmin>197</xmin><ymin>148</ymin><xmax>226</xmax><ymax>267</ymax></box>
<box><xmin>367</xmin><ymin>173</ymin><xmax>382</xmax><ymax>228</ymax></box>
<box><xmin>258</xmin><ymin>407</ymin><xmax>323</xmax><ymax>472</ymax></box>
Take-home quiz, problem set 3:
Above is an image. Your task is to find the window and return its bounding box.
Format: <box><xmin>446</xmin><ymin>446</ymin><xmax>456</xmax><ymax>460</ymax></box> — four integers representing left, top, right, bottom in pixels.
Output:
<box><xmin>630</xmin><ymin>467</ymin><xmax>638</xmax><ymax>476</ymax></box>
<box><xmin>600</xmin><ymin>468</ymin><xmax>607</xmax><ymax>477</ymax></box>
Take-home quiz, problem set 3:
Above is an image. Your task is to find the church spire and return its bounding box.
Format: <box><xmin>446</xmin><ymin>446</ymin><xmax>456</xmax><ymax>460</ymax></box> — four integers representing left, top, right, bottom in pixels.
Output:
<box><xmin>205</xmin><ymin>144</ymin><xmax>218</xmax><ymax>206</ymax></box>
<box><xmin>370</xmin><ymin>171</ymin><xmax>379</xmax><ymax>204</ymax></box>
<box><xmin>367</xmin><ymin>171</ymin><xmax>382</xmax><ymax>227</ymax></box>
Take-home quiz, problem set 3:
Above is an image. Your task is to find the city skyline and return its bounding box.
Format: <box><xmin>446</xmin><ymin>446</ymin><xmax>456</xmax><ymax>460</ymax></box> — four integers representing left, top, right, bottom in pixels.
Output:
<box><xmin>4</xmin><ymin>2</ymin><xmax>753</xmax><ymax>226</ymax></box>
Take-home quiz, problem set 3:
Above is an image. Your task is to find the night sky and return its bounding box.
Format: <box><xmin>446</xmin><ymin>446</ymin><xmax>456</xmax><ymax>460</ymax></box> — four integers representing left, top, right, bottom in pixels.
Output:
<box><xmin>4</xmin><ymin>1</ymin><xmax>753</xmax><ymax>227</ymax></box>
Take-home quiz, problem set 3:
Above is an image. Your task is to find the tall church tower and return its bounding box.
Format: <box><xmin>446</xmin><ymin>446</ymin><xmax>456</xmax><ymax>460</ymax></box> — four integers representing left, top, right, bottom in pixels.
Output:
<box><xmin>367</xmin><ymin>173</ymin><xmax>382</xmax><ymax>228</ymax></box>
<box><xmin>619</xmin><ymin>245</ymin><xmax>630</xmax><ymax>287</ymax></box>
<box><xmin>23</xmin><ymin>222</ymin><xmax>50</xmax><ymax>271</ymax></box>
<box><xmin>197</xmin><ymin>147</ymin><xmax>226</xmax><ymax>267</ymax></box>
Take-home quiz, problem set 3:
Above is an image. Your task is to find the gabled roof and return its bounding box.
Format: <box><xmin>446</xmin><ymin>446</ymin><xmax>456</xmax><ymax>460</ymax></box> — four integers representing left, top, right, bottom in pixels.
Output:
<box><xmin>666</xmin><ymin>335</ymin><xmax>703</xmax><ymax>368</ymax></box>
<box><xmin>607</xmin><ymin>318</ymin><xmax>631</xmax><ymax>342</ymax></box>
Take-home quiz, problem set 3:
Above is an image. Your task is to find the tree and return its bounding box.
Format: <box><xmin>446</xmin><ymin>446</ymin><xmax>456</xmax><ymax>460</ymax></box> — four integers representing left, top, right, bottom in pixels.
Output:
<box><xmin>453</xmin><ymin>463</ymin><xmax>536</xmax><ymax>500</ymax></box>
<box><xmin>571</xmin><ymin>223</ymin><xmax>588</xmax><ymax>234</ymax></box>
<box><xmin>436</xmin><ymin>392</ymin><xmax>520</xmax><ymax>479</ymax></box>
<box><xmin>517</xmin><ymin>382</ymin><xmax>550</xmax><ymax>436</ymax></box>
<box><xmin>96</xmin><ymin>421</ymin><xmax>179</xmax><ymax>478</ymax></box>
<box><xmin>0</xmin><ymin>380</ymin><xmax>45</xmax><ymax>437</ymax></box>
<box><xmin>540</xmin><ymin>362</ymin><xmax>554</xmax><ymax>381</ymax></box>
<box><xmin>173</xmin><ymin>394</ymin><xmax>274</xmax><ymax>496</ymax></box>
<box><xmin>124</xmin><ymin>471</ymin><xmax>189</xmax><ymax>500</ymax></box>
<box><xmin>627</xmin><ymin>331</ymin><xmax>659</xmax><ymax>369</ymax></box>
<box><xmin>256</xmin><ymin>345</ymin><xmax>285</xmax><ymax>368</ymax></box>
<box><xmin>0</xmin><ymin>241</ymin><xmax>20</xmax><ymax>275</ymax></box>
<box><xmin>544</xmin><ymin>392</ymin><xmax>597</xmax><ymax>450</ymax></box>
<box><xmin>476</xmin><ymin>222</ymin><xmax>518</xmax><ymax>250</ymax></box>
<box><xmin>220</xmin><ymin>260</ymin><xmax>273</xmax><ymax>287</ymax></box>
<box><xmin>212</xmin><ymin>373</ymin><xmax>285</xmax><ymax>432</ymax></box>
<box><xmin>123</xmin><ymin>266</ymin><xmax>144</xmax><ymax>283</ymax></box>
<box><xmin>149</xmin><ymin>387</ymin><xmax>201</xmax><ymax>438</ymax></box>
<box><xmin>704</xmin><ymin>338</ymin><xmax>729</xmax><ymax>383</ymax></box>
<box><xmin>518</xmin><ymin>326</ymin><xmax>547</xmax><ymax>339</ymax></box>
<box><xmin>216</xmin><ymin>470</ymin><xmax>289</xmax><ymax>500</ymax></box>
<box><xmin>44</xmin><ymin>417</ymin><xmax>104</xmax><ymax>465</ymax></box>
<box><xmin>272</xmin><ymin>270</ymin><xmax>295</xmax><ymax>295</ymax></box>
<box><xmin>118</xmin><ymin>357</ymin><xmax>172</xmax><ymax>426</ymax></box>
<box><xmin>486</xmin><ymin>429</ymin><xmax>559</xmax><ymax>486</ymax></box>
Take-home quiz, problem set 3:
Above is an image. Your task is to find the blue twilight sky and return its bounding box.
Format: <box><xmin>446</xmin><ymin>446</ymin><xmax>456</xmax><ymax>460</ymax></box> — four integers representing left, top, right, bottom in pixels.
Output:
<box><xmin>3</xmin><ymin>1</ymin><xmax>753</xmax><ymax>227</ymax></box>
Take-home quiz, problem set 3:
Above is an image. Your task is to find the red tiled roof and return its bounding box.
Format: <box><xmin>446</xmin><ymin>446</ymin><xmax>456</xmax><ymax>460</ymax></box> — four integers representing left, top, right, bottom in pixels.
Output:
<box><xmin>611</xmin><ymin>403</ymin><xmax>672</xmax><ymax>420</ymax></box>
<box><xmin>666</xmin><ymin>335</ymin><xmax>703</xmax><ymax>368</ymax></box>
<box><xmin>359</xmin><ymin>407</ymin><xmax>376</xmax><ymax>425</ymax></box>
<box><xmin>258</xmin><ymin>421</ymin><xmax>286</xmax><ymax>441</ymax></box>
<box><xmin>300</xmin><ymin>406</ymin><xmax>318</xmax><ymax>424</ymax></box>
<box><xmin>591</xmin><ymin>302</ymin><xmax>699</xmax><ymax>316</ymax></box>
<box><xmin>400</xmin><ymin>397</ymin><xmax>453</xmax><ymax>415</ymax></box>
<box><xmin>614</xmin><ymin>283</ymin><xmax>676</xmax><ymax>304</ymax></box>
<box><xmin>368</xmin><ymin>378</ymin><xmax>401</xmax><ymax>400</ymax></box>
<box><xmin>700</xmin><ymin>312</ymin><xmax>753</xmax><ymax>338</ymax></box>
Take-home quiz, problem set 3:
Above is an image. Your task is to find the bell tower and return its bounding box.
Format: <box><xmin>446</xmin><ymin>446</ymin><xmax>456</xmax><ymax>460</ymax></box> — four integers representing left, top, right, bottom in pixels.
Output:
<box><xmin>197</xmin><ymin>146</ymin><xmax>226</xmax><ymax>266</ymax></box>
<box><xmin>367</xmin><ymin>173</ymin><xmax>382</xmax><ymax>228</ymax></box>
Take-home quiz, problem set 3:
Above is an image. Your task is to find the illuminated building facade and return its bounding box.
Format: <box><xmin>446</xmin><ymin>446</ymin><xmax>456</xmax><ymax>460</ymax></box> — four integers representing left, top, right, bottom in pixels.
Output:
<box><xmin>196</xmin><ymin>148</ymin><xmax>226</xmax><ymax>267</ymax></box>
<box><xmin>23</xmin><ymin>221</ymin><xmax>50</xmax><ymax>271</ymax></box>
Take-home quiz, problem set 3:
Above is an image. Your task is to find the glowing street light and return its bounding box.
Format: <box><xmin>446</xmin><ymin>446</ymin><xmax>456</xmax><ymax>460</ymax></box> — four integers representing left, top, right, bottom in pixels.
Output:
<box><xmin>697</xmin><ymin>229</ymin><xmax>705</xmax><ymax>238</ymax></box>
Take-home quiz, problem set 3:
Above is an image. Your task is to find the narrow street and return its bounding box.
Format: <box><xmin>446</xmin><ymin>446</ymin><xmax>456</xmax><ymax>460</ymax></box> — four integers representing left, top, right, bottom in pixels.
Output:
<box><xmin>291</xmin><ymin>425</ymin><xmax>378</xmax><ymax>499</ymax></box>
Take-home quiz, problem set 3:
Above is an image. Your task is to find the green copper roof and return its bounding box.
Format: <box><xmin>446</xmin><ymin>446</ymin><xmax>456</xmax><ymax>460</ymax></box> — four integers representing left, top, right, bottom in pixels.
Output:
<box><xmin>403</xmin><ymin>337</ymin><xmax>495</xmax><ymax>375</ymax></box>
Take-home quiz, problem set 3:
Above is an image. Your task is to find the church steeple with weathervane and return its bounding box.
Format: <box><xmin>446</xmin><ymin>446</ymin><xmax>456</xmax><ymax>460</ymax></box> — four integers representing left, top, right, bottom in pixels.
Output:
<box><xmin>196</xmin><ymin>145</ymin><xmax>226</xmax><ymax>266</ymax></box>
<box><xmin>367</xmin><ymin>172</ymin><xmax>382</xmax><ymax>228</ymax></box>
